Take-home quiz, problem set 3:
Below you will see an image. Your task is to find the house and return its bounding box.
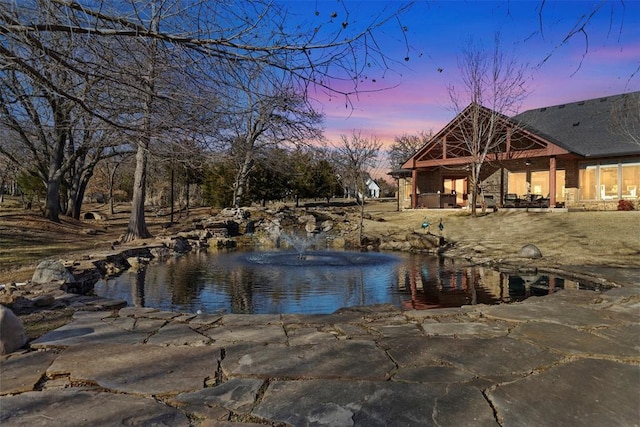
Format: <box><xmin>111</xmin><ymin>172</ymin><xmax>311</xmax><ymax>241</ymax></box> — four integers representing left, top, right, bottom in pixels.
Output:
<box><xmin>341</xmin><ymin>175</ymin><xmax>381</xmax><ymax>199</ymax></box>
<box><xmin>394</xmin><ymin>92</ymin><xmax>640</xmax><ymax>210</ymax></box>
<box><xmin>365</xmin><ymin>177</ymin><xmax>381</xmax><ymax>198</ymax></box>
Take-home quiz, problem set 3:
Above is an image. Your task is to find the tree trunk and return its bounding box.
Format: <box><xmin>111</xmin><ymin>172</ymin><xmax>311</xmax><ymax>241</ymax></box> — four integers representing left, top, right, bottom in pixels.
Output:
<box><xmin>70</xmin><ymin>174</ymin><xmax>90</xmax><ymax>220</ymax></box>
<box><xmin>185</xmin><ymin>180</ymin><xmax>190</xmax><ymax>217</ymax></box>
<box><xmin>232</xmin><ymin>153</ymin><xmax>253</xmax><ymax>208</ymax></box>
<box><xmin>469</xmin><ymin>164</ymin><xmax>479</xmax><ymax>217</ymax></box>
<box><xmin>170</xmin><ymin>164</ymin><xmax>174</xmax><ymax>224</ymax></box>
<box><xmin>123</xmin><ymin>141</ymin><xmax>152</xmax><ymax>242</ymax></box>
<box><xmin>108</xmin><ymin>166</ymin><xmax>116</xmax><ymax>215</ymax></box>
<box><xmin>123</xmin><ymin>10</ymin><xmax>156</xmax><ymax>241</ymax></box>
<box><xmin>44</xmin><ymin>174</ymin><xmax>61</xmax><ymax>222</ymax></box>
<box><xmin>358</xmin><ymin>196</ymin><xmax>365</xmax><ymax>246</ymax></box>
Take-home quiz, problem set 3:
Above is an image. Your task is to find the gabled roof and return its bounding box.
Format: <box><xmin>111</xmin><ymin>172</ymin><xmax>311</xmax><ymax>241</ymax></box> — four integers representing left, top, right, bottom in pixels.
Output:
<box><xmin>513</xmin><ymin>92</ymin><xmax>640</xmax><ymax>157</ymax></box>
<box><xmin>401</xmin><ymin>102</ymin><xmax>566</xmax><ymax>169</ymax></box>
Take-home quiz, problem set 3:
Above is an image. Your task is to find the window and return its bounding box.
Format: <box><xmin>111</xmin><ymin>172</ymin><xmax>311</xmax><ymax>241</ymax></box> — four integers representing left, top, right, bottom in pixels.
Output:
<box><xmin>579</xmin><ymin>160</ymin><xmax>640</xmax><ymax>200</ymax></box>
<box><xmin>579</xmin><ymin>164</ymin><xmax>597</xmax><ymax>200</ymax></box>
<box><xmin>600</xmin><ymin>165</ymin><xmax>618</xmax><ymax>200</ymax></box>
<box><xmin>622</xmin><ymin>162</ymin><xmax>640</xmax><ymax>199</ymax></box>
<box><xmin>508</xmin><ymin>172</ymin><xmax>527</xmax><ymax>196</ymax></box>
<box><xmin>508</xmin><ymin>170</ymin><xmax>566</xmax><ymax>201</ymax></box>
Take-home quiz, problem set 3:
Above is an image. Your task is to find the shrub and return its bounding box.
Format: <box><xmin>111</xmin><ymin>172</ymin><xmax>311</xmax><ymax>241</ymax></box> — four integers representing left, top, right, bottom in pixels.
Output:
<box><xmin>617</xmin><ymin>200</ymin><xmax>635</xmax><ymax>211</ymax></box>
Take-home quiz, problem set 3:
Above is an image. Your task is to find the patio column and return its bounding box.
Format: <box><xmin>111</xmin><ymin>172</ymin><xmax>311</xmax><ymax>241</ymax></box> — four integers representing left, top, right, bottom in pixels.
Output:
<box><xmin>411</xmin><ymin>168</ymin><xmax>418</xmax><ymax>209</ymax></box>
<box><xmin>549</xmin><ymin>156</ymin><xmax>557</xmax><ymax>207</ymax></box>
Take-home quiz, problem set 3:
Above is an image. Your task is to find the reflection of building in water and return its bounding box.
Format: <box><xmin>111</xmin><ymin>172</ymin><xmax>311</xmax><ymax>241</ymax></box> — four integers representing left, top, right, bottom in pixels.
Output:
<box><xmin>395</xmin><ymin>255</ymin><xmax>576</xmax><ymax>309</ymax></box>
<box><xmin>507</xmin><ymin>274</ymin><xmax>565</xmax><ymax>301</ymax></box>
<box><xmin>397</xmin><ymin>256</ymin><xmax>504</xmax><ymax>309</ymax></box>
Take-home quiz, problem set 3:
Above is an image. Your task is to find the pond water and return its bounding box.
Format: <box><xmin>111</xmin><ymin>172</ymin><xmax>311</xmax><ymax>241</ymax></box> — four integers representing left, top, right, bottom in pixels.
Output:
<box><xmin>94</xmin><ymin>249</ymin><xmax>606</xmax><ymax>315</ymax></box>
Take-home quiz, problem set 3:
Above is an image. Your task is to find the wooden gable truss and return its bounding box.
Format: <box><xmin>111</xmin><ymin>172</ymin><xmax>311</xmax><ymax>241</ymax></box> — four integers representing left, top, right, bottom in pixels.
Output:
<box><xmin>403</xmin><ymin>104</ymin><xmax>570</xmax><ymax>170</ymax></box>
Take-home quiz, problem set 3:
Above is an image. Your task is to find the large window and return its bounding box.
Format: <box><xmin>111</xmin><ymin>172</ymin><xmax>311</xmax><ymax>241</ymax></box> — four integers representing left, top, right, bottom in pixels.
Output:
<box><xmin>508</xmin><ymin>172</ymin><xmax>527</xmax><ymax>196</ymax></box>
<box><xmin>579</xmin><ymin>164</ymin><xmax>597</xmax><ymax>200</ymax></box>
<box><xmin>508</xmin><ymin>170</ymin><xmax>566</xmax><ymax>201</ymax></box>
<box><xmin>622</xmin><ymin>162</ymin><xmax>640</xmax><ymax>199</ymax></box>
<box><xmin>579</xmin><ymin>161</ymin><xmax>640</xmax><ymax>200</ymax></box>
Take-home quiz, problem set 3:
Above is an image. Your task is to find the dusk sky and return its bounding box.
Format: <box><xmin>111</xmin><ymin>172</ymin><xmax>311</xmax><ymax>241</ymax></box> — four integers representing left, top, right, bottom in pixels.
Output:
<box><xmin>288</xmin><ymin>1</ymin><xmax>640</xmax><ymax>151</ymax></box>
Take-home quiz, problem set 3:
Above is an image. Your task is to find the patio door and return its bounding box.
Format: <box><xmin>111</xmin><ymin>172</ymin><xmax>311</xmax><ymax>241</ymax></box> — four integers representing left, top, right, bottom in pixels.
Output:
<box><xmin>443</xmin><ymin>178</ymin><xmax>466</xmax><ymax>207</ymax></box>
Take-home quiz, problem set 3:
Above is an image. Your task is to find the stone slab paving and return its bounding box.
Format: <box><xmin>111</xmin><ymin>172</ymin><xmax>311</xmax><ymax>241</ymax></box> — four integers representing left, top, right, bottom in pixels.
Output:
<box><xmin>203</xmin><ymin>324</ymin><xmax>288</xmax><ymax>345</ymax></box>
<box><xmin>0</xmin><ymin>389</ymin><xmax>189</xmax><ymax>426</ymax></box>
<box><xmin>172</xmin><ymin>378</ymin><xmax>265</xmax><ymax>416</ymax></box>
<box><xmin>147</xmin><ymin>322</ymin><xmax>213</xmax><ymax>346</ymax></box>
<box><xmin>422</xmin><ymin>321</ymin><xmax>509</xmax><ymax>338</ymax></box>
<box><xmin>30</xmin><ymin>311</ymin><xmax>149</xmax><ymax>348</ymax></box>
<box><xmin>251</xmin><ymin>379</ymin><xmax>498</xmax><ymax>426</ymax></box>
<box><xmin>1</xmin><ymin>287</ymin><xmax>639</xmax><ymax>426</ymax></box>
<box><xmin>0</xmin><ymin>351</ymin><xmax>58</xmax><ymax>395</ymax></box>
<box><xmin>487</xmin><ymin>358</ymin><xmax>640</xmax><ymax>426</ymax></box>
<box><xmin>510</xmin><ymin>321</ymin><xmax>638</xmax><ymax>359</ymax></box>
<box><xmin>46</xmin><ymin>343</ymin><xmax>219</xmax><ymax>395</ymax></box>
<box><xmin>222</xmin><ymin>340</ymin><xmax>395</xmax><ymax>380</ymax></box>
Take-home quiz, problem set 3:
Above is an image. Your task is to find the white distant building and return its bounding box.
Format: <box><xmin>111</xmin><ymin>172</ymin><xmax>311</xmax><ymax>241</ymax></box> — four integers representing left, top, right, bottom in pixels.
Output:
<box><xmin>365</xmin><ymin>178</ymin><xmax>380</xmax><ymax>198</ymax></box>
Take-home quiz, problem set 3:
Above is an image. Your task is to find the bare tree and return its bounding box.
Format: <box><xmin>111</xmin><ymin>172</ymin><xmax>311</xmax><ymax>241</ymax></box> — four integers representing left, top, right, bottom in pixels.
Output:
<box><xmin>333</xmin><ymin>131</ymin><xmax>382</xmax><ymax>245</ymax></box>
<box><xmin>0</xmin><ymin>59</ymin><xmax>93</xmax><ymax>221</ymax></box>
<box><xmin>611</xmin><ymin>92</ymin><xmax>640</xmax><ymax>145</ymax></box>
<box><xmin>1</xmin><ymin>0</ymin><xmax>411</xmax><ymax>240</ymax></box>
<box><xmin>448</xmin><ymin>33</ymin><xmax>528</xmax><ymax>216</ymax></box>
<box><xmin>223</xmin><ymin>70</ymin><xmax>323</xmax><ymax>208</ymax></box>
<box><xmin>388</xmin><ymin>130</ymin><xmax>433</xmax><ymax>169</ymax></box>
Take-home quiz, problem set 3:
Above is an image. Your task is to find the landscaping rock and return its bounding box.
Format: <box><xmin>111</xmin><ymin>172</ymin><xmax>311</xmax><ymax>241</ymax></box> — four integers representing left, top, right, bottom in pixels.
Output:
<box><xmin>31</xmin><ymin>260</ymin><xmax>75</xmax><ymax>284</ymax></box>
<box><xmin>170</xmin><ymin>236</ymin><xmax>192</xmax><ymax>253</ymax></box>
<box><xmin>519</xmin><ymin>243</ymin><xmax>542</xmax><ymax>258</ymax></box>
<box><xmin>0</xmin><ymin>305</ymin><xmax>28</xmax><ymax>355</ymax></box>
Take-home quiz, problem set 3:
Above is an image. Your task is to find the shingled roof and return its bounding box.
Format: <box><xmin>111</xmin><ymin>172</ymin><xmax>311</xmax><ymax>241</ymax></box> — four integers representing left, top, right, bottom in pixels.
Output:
<box><xmin>513</xmin><ymin>92</ymin><xmax>640</xmax><ymax>157</ymax></box>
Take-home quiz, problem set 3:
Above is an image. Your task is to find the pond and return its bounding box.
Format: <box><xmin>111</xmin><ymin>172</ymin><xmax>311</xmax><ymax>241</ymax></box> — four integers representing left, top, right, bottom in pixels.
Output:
<box><xmin>94</xmin><ymin>249</ymin><xmax>606</xmax><ymax>315</ymax></box>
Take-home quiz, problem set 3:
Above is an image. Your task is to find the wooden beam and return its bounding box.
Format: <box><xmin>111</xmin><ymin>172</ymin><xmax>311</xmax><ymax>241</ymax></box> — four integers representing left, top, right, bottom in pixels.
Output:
<box><xmin>411</xmin><ymin>146</ymin><xmax>571</xmax><ymax>168</ymax></box>
<box><xmin>411</xmin><ymin>169</ymin><xmax>418</xmax><ymax>209</ymax></box>
<box><xmin>442</xmin><ymin>135</ymin><xmax>447</xmax><ymax>160</ymax></box>
<box><xmin>549</xmin><ymin>156</ymin><xmax>557</xmax><ymax>207</ymax></box>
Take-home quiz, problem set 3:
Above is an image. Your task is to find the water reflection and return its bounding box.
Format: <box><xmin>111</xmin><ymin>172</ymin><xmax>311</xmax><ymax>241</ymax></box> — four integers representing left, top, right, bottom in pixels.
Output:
<box><xmin>95</xmin><ymin>250</ymin><xmax>603</xmax><ymax>315</ymax></box>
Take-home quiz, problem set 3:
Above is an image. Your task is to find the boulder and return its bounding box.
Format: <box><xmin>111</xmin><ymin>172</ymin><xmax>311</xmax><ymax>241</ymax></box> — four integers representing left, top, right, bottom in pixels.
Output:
<box><xmin>31</xmin><ymin>294</ymin><xmax>55</xmax><ymax>307</ymax></box>
<box><xmin>0</xmin><ymin>305</ymin><xmax>28</xmax><ymax>354</ymax></box>
<box><xmin>170</xmin><ymin>236</ymin><xmax>192</xmax><ymax>254</ymax></box>
<box><xmin>220</xmin><ymin>208</ymin><xmax>249</xmax><ymax>220</ymax></box>
<box><xmin>520</xmin><ymin>244</ymin><xmax>543</xmax><ymax>259</ymax></box>
<box><xmin>405</xmin><ymin>232</ymin><xmax>442</xmax><ymax>251</ymax></box>
<box><xmin>320</xmin><ymin>220</ymin><xmax>334</xmax><ymax>232</ymax></box>
<box><xmin>31</xmin><ymin>260</ymin><xmax>75</xmax><ymax>284</ymax></box>
<box><xmin>305</xmin><ymin>222</ymin><xmax>318</xmax><ymax>234</ymax></box>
